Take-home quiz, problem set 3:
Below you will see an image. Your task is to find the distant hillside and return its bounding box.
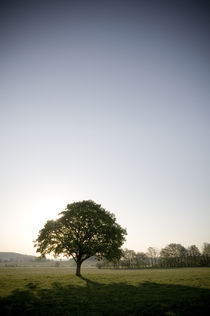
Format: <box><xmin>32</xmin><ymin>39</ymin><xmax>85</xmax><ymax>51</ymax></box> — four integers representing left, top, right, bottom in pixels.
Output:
<box><xmin>0</xmin><ymin>252</ymin><xmax>36</xmax><ymax>262</ymax></box>
<box><xmin>82</xmin><ymin>256</ymin><xmax>98</xmax><ymax>267</ymax></box>
<box><xmin>0</xmin><ymin>252</ymin><xmax>98</xmax><ymax>266</ymax></box>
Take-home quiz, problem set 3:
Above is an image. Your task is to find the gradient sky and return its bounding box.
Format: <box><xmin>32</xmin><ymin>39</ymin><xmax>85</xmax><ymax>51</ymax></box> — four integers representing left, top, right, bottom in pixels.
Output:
<box><xmin>0</xmin><ymin>0</ymin><xmax>209</xmax><ymax>256</ymax></box>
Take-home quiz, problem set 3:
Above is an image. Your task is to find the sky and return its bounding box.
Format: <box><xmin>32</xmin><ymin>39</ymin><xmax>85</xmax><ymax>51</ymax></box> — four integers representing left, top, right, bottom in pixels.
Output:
<box><xmin>0</xmin><ymin>0</ymin><xmax>209</xmax><ymax>256</ymax></box>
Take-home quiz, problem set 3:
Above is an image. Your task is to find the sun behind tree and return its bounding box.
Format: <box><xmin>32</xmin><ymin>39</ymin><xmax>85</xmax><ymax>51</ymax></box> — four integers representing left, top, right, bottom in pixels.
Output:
<box><xmin>34</xmin><ymin>200</ymin><xmax>127</xmax><ymax>276</ymax></box>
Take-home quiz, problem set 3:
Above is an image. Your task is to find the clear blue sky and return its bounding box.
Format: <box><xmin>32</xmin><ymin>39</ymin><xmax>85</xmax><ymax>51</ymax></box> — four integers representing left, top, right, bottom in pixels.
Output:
<box><xmin>0</xmin><ymin>0</ymin><xmax>209</xmax><ymax>255</ymax></box>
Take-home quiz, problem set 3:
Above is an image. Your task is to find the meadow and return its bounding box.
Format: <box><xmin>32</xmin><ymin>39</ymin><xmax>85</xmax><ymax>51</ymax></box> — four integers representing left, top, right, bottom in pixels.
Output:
<box><xmin>0</xmin><ymin>267</ymin><xmax>210</xmax><ymax>315</ymax></box>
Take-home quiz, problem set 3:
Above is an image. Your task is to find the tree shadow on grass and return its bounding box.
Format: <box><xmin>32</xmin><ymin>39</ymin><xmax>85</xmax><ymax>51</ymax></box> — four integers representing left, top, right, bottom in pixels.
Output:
<box><xmin>0</xmin><ymin>278</ymin><xmax>210</xmax><ymax>316</ymax></box>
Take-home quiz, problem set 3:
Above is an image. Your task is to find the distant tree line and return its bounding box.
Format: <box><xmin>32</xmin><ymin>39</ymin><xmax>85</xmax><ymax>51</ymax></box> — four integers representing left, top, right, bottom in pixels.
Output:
<box><xmin>96</xmin><ymin>243</ymin><xmax>210</xmax><ymax>269</ymax></box>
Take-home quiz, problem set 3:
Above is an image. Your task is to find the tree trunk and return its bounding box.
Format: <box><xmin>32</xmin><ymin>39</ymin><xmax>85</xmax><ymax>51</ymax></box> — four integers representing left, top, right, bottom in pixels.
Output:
<box><xmin>76</xmin><ymin>261</ymin><xmax>82</xmax><ymax>277</ymax></box>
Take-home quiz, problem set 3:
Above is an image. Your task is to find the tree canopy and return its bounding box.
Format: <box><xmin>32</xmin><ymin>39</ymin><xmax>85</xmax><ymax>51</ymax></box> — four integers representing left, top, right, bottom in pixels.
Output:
<box><xmin>34</xmin><ymin>200</ymin><xmax>127</xmax><ymax>276</ymax></box>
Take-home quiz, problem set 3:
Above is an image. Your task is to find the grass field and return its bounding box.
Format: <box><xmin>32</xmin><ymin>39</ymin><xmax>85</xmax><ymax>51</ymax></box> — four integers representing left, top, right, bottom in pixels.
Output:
<box><xmin>0</xmin><ymin>267</ymin><xmax>210</xmax><ymax>315</ymax></box>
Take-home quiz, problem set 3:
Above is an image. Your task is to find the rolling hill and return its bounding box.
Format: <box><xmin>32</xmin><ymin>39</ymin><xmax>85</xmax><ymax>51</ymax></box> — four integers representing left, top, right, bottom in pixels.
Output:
<box><xmin>0</xmin><ymin>252</ymin><xmax>36</xmax><ymax>262</ymax></box>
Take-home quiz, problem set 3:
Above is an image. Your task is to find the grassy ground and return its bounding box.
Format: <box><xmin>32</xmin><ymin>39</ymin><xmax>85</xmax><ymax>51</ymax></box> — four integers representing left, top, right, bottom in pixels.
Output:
<box><xmin>0</xmin><ymin>267</ymin><xmax>210</xmax><ymax>315</ymax></box>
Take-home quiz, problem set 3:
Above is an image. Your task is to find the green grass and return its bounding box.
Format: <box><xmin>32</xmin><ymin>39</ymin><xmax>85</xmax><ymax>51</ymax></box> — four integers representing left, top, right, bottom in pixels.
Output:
<box><xmin>0</xmin><ymin>267</ymin><xmax>210</xmax><ymax>315</ymax></box>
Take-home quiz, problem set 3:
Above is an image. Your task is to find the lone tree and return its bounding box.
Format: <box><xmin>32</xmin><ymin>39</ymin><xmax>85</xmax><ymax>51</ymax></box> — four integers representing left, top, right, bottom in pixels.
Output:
<box><xmin>34</xmin><ymin>200</ymin><xmax>127</xmax><ymax>276</ymax></box>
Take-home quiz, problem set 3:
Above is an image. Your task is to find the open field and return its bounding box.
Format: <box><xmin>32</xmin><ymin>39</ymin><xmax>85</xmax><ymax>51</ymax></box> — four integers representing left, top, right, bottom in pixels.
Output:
<box><xmin>0</xmin><ymin>267</ymin><xmax>210</xmax><ymax>315</ymax></box>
